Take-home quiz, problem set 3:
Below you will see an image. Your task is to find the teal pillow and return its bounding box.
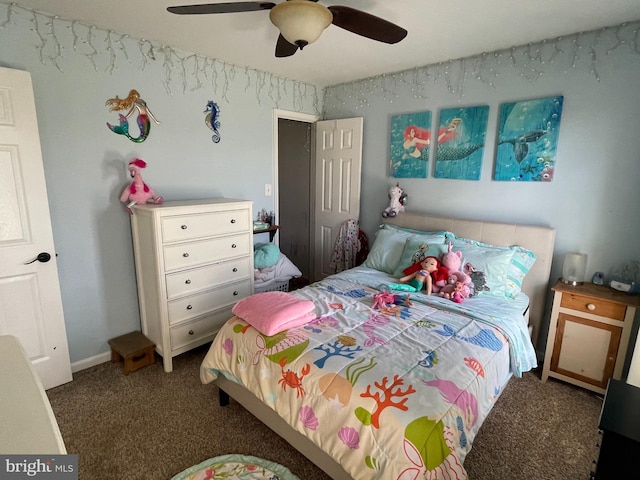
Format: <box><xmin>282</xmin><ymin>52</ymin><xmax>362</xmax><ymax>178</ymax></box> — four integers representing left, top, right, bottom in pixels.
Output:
<box><xmin>507</xmin><ymin>246</ymin><xmax>537</xmax><ymax>297</ymax></box>
<box><xmin>383</xmin><ymin>224</ymin><xmax>455</xmax><ymax>241</ymax></box>
<box><xmin>393</xmin><ymin>239</ymin><xmax>448</xmax><ymax>278</ymax></box>
<box><xmin>254</xmin><ymin>243</ymin><xmax>280</xmax><ymax>269</ymax></box>
<box><xmin>451</xmin><ymin>239</ymin><xmax>515</xmax><ymax>298</ymax></box>
<box><xmin>364</xmin><ymin>228</ymin><xmax>446</xmax><ymax>274</ymax></box>
<box><xmin>451</xmin><ymin>238</ymin><xmax>536</xmax><ymax>298</ymax></box>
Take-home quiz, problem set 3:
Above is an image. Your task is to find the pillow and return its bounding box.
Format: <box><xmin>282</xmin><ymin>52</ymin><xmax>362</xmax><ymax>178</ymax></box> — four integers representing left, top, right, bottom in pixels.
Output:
<box><xmin>232</xmin><ymin>292</ymin><xmax>316</xmax><ymax>336</ymax></box>
<box><xmin>273</xmin><ymin>254</ymin><xmax>303</xmax><ymax>280</ymax></box>
<box><xmin>382</xmin><ymin>223</ymin><xmax>455</xmax><ymax>241</ymax></box>
<box><xmin>393</xmin><ymin>238</ymin><xmax>448</xmax><ymax>278</ymax></box>
<box><xmin>452</xmin><ymin>238</ymin><xmax>536</xmax><ymax>298</ymax></box>
<box><xmin>254</xmin><ymin>242</ymin><xmax>280</xmax><ymax>269</ymax></box>
<box><xmin>364</xmin><ymin>228</ymin><xmax>446</xmax><ymax>274</ymax></box>
<box><xmin>451</xmin><ymin>239</ymin><xmax>515</xmax><ymax>298</ymax></box>
<box><xmin>507</xmin><ymin>246</ymin><xmax>537</xmax><ymax>297</ymax></box>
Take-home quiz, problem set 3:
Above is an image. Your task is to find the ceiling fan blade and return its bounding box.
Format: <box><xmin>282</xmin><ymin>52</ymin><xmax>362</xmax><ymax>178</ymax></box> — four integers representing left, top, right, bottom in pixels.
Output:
<box><xmin>275</xmin><ymin>34</ymin><xmax>298</xmax><ymax>58</ymax></box>
<box><xmin>327</xmin><ymin>5</ymin><xmax>407</xmax><ymax>44</ymax></box>
<box><xmin>167</xmin><ymin>2</ymin><xmax>276</xmax><ymax>15</ymax></box>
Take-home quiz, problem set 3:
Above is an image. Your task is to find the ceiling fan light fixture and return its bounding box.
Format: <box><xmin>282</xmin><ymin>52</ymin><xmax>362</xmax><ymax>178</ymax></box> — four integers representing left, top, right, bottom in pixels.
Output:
<box><xmin>269</xmin><ymin>0</ymin><xmax>332</xmax><ymax>49</ymax></box>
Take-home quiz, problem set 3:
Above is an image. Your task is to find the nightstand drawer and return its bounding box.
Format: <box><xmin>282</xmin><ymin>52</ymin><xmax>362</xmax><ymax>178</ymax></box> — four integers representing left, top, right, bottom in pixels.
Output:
<box><xmin>161</xmin><ymin>210</ymin><xmax>250</xmax><ymax>243</ymax></box>
<box><xmin>165</xmin><ymin>257</ymin><xmax>252</xmax><ymax>299</ymax></box>
<box><xmin>561</xmin><ymin>293</ymin><xmax>626</xmax><ymax>320</ymax></box>
<box><xmin>168</xmin><ymin>280</ymin><xmax>251</xmax><ymax>325</ymax></box>
<box><xmin>163</xmin><ymin>233</ymin><xmax>251</xmax><ymax>271</ymax></box>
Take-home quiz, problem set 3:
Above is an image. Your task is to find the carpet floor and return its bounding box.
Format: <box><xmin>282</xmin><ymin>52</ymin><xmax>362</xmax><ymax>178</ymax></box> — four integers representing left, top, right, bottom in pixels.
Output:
<box><xmin>46</xmin><ymin>344</ymin><xmax>603</xmax><ymax>480</ymax></box>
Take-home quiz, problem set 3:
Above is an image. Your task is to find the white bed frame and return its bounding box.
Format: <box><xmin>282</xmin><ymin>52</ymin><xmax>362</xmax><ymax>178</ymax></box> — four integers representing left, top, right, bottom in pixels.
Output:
<box><xmin>214</xmin><ymin>212</ymin><xmax>556</xmax><ymax>480</ymax></box>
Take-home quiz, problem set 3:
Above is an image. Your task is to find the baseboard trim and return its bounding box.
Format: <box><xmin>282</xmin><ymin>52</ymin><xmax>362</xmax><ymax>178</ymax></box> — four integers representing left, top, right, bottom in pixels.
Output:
<box><xmin>71</xmin><ymin>351</ymin><xmax>110</xmax><ymax>373</ymax></box>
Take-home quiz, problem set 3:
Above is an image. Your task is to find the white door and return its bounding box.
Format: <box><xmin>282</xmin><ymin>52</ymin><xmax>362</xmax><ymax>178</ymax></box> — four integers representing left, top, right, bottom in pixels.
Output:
<box><xmin>313</xmin><ymin>117</ymin><xmax>363</xmax><ymax>281</ymax></box>
<box><xmin>0</xmin><ymin>67</ymin><xmax>72</xmax><ymax>390</ymax></box>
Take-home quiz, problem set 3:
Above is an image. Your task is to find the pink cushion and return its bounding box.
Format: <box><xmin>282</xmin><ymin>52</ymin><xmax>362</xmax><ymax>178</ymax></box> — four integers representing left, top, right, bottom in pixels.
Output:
<box><xmin>232</xmin><ymin>292</ymin><xmax>316</xmax><ymax>336</ymax></box>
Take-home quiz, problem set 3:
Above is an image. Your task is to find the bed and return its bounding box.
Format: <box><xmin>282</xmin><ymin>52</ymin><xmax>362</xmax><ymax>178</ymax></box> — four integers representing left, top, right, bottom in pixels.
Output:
<box><xmin>200</xmin><ymin>211</ymin><xmax>555</xmax><ymax>480</ymax></box>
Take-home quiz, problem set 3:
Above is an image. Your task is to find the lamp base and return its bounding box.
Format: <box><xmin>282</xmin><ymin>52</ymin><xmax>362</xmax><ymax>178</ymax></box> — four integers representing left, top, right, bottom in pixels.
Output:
<box><xmin>561</xmin><ymin>278</ymin><xmax>584</xmax><ymax>286</ymax></box>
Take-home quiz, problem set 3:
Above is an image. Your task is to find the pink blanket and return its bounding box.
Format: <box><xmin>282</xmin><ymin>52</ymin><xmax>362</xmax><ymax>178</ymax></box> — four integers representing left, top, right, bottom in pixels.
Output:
<box><xmin>232</xmin><ymin>291</ymin><xmax>316</xmax><ymax>336</ymax></box>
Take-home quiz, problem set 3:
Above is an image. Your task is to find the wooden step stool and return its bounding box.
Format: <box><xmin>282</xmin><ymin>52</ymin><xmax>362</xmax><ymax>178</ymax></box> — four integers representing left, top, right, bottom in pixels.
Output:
<box><xmin>108</xmin><ymin>331</ymin><xmax>155</xmax><ymax>375</ymax></box>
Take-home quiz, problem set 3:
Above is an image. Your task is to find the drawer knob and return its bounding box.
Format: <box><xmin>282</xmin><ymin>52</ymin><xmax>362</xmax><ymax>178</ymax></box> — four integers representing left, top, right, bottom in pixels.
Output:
<box><xmin>231</xmin><ymin>243</ymin><xmax>237</xmax><ymax>248</ymax></box>
<box><xmin>230</xmin><ymin>219</ymin><xmax>236</xmax><ymax>224</ymax></box>
<box><xmin>587</xmin><ymin>303</ymin><xmax>596</xmax><ymax>311</ymax></box>
<box><xmin>233</xmin><ymin>291</ymin><xmax>239</xmax><ymax>296</ymax></box>
<box><xmin>183</xmin><ymin>252</ymin><xmax>189</xmax><ymax>258</ymax></box>
<box><xmin>232</xmin><ymin>267</ymin><xmax>238</xmax><ymax>272</ymax></box>
<box><xmin>181</xmin><ymin>225</ymin><xmax>188</xmax><ymax>230</ymax></box>
<box><xmin>185</xmin><ymin>279</ymin><xmax>191</xmax><ymax>284</ymax></box>
<box><xmin>188</xmin><ymin>330</ymin><xmax>194</xmax><ymax>335</ymax></box>
<box><xmin>186</xmin><ymin>304</ymin><xmax>193</xmax><ymax>310</ymax></box>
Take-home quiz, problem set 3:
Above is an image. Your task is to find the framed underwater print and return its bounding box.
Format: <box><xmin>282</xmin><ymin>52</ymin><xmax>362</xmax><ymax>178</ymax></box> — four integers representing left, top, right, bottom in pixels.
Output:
<box><xmin>389</xmin><ymin>111</ymin><xmax>432</xmax><ymax>178</ymax></box>
<box><xmin>433</xmin><ymin>105</ymin><xmax>489</xmax><ymax>180</ymax></box>
<box><xmin>494</xmin><ymin>96</ymin><xmax>564</xmax><ymax>181</ymax></box>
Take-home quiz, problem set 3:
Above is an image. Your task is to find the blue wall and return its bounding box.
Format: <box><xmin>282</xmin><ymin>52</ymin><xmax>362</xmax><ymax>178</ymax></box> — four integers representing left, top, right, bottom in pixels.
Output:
<box><xmin>0</xmin><ymin>3</ymin><xmax>320</xmax><ymax>364</ymax></box>
<box><xmin>324</xmin><ymin>23</ymin><xmax>640</xmax><ymax>352</ymax></box>
<box><xmin>2</xmin><ymin>1</ymin><xmax>639</xmax><ymax>364</ymax></box>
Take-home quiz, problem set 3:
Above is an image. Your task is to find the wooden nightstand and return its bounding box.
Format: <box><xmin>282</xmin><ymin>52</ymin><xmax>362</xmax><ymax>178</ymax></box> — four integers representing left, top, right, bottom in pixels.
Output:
<box><xmin>542</xmin><ymin>280</ymin><xmax>640</xmax><ymax>394</ymax></box>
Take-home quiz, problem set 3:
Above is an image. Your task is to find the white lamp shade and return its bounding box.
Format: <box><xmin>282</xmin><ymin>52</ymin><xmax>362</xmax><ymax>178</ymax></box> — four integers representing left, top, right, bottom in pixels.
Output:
<box><xmin>562</xmin><ymin>252</ymin><xmax>588</xmax><ymax>285</ymax></box>
<box><xmin>269</xmin><ymin>1</ymin><xmax>333</xmax><ymax>48</ymax></box>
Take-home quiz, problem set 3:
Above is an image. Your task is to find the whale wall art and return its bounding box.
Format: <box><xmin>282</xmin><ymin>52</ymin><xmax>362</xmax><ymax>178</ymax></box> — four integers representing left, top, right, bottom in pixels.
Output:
<box><xmin>494</xmin><ymin>96</ymin><xmax>564</xmax><ymax>182</ymax></box>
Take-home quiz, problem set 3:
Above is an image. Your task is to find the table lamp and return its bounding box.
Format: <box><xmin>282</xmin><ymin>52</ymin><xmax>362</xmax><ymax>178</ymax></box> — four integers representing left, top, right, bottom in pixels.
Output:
<box><xmin>561</xmin><ymin>252</ymin><xmax>588</xmax><ymax>285</ymax></box>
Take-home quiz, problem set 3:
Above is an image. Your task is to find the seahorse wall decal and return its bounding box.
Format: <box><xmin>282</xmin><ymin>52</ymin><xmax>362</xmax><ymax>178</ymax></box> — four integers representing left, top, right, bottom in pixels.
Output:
<box><xmin>204</xmin><ymin>100</ymin><xmax>221</xmax><ymax>143</ymax></box>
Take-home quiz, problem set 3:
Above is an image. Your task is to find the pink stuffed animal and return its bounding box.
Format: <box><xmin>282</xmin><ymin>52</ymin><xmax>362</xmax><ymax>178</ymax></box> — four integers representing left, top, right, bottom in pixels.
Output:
<box><xmin>437</xmin><ymin>243</ymin><xmax>472</xmax><ymax>302</ymax></box>
<box><xmin>120</xmin><ymin>158</ymin><xmax>163</xmax><ymax>214</ymax></box>
<box><xmin>439</xmin><ymin>281</ymin><xmax>471</xmax><ymax>303</ymax></box>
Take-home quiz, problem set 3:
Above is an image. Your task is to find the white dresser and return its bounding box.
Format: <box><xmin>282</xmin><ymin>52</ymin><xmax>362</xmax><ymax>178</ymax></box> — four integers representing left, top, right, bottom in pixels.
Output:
<box><xmin>130</xmin><ymin>198</ymin><xmax>254</xmax><ymax>372</ymax></box>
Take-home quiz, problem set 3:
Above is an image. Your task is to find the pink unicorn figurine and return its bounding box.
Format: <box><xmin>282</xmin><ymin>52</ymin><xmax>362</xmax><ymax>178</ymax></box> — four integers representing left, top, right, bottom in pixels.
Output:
<box><xmin>119</xmin><ymin>158</ymin><xmax>163</xmax><ymax>214</ymax></box>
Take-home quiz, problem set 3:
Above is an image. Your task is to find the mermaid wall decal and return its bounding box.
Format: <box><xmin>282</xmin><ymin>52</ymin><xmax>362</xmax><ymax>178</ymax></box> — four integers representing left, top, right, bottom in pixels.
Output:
<box><xmin>105</xmin><ymin>89</ymin><xmax>160</xmax><ymax>143</ymax></box>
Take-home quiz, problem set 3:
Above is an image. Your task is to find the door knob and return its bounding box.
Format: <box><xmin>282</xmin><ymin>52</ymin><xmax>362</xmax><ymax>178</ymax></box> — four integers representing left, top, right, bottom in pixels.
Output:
<box><xmin>24</xmin><ymin>252</ymin><xmax>51</xmax><ymax>264</ymax></box>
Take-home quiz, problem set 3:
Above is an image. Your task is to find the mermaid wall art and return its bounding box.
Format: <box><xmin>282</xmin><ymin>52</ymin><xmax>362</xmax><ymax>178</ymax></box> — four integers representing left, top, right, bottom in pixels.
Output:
<box><xmin>105</xmin><ymin>89</ymin><xmax>160</xmax><ymax>143</ymax></box>
<box><xmin>389</xmin><ymin>111</ymin><xmax>432</xmax><ymax>178</ymax></box>
<box><xmin>434</xmin><ymin>106</ymin><xmax>490</xmax><ymax>181</ymax></box>
<box><xmin>390</xmin><ymin>111</ymin><xmax>465</xmax><ymax>179</ymax></box>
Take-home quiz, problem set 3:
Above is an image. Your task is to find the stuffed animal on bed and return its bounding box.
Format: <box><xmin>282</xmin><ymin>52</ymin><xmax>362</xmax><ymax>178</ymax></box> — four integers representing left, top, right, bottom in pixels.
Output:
<box><xmin>396</xmin><ymin>256</ymin><xmax>447</xmax><ymax>295</ymax></box>
<box><xmin>436</xmin><ymin>243</ymin><xmax>472</xmax><ymax>302</ymax></box>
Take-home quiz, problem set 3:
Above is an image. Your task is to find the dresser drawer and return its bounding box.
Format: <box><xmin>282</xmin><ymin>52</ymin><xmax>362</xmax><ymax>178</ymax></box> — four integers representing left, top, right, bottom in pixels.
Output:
<box><xmin>561</xmin><ymin>293</ymin><xmax>626</xmax><ymax>320</ymax></box>
<box><xmin>169</xmin><ymin>307</ymin><xmax>234</xmax><ymax>350</ymax></box>
<box><xmin>163</xmin><ymin>233</ymin><xmax>251</xmax><ymax>271</ymax></box>
<box><xmin>161</xmin><ymin>209</ymin><xmax>250</xmax><ymax>243</ymax></box>
<box><xmin>168</xmin><ymin>280</ymin><xmax>251</xmax><ymax>325</ymax></box>
<box><xmin>165</xmin><ymin>257</ymin><xmax>252</xmax><ymax>299</ymax></box>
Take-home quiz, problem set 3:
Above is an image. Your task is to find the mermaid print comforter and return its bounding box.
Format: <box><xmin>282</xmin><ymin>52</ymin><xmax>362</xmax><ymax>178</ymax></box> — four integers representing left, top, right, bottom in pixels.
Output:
<box><xmin>201</xmin><ymin>267</ymin><xmax>537</xmax><ymax>480</ymax></box>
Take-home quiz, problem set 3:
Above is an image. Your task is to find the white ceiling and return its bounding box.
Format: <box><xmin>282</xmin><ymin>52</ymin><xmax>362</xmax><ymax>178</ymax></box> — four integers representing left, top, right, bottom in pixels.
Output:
<box><xmin>10</xmin><ymin>0</ymin><xmax>640</xmax><ymax>87</ymax></box>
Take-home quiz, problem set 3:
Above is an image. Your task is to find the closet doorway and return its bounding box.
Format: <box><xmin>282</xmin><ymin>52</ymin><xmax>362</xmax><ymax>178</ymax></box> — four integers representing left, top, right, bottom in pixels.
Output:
<box><xmin>274</xmin><ymin>110</ymin><xmax>319</xmax><ymax>281</ymax></box>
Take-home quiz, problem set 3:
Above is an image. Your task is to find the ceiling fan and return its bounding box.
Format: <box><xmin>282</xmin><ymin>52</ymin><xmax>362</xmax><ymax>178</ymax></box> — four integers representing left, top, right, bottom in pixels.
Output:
<box><xmin>167</xmin><ymin>0</ymin><xmax>408</xmax><ymax>57</ymax></box>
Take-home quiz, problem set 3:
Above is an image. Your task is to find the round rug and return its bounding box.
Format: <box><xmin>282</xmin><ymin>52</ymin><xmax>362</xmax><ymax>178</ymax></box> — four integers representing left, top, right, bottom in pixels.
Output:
<box><xmin>171</xmin><ymin>454</ymin><xmax>301</xmax><ymax>480</ymax></box>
